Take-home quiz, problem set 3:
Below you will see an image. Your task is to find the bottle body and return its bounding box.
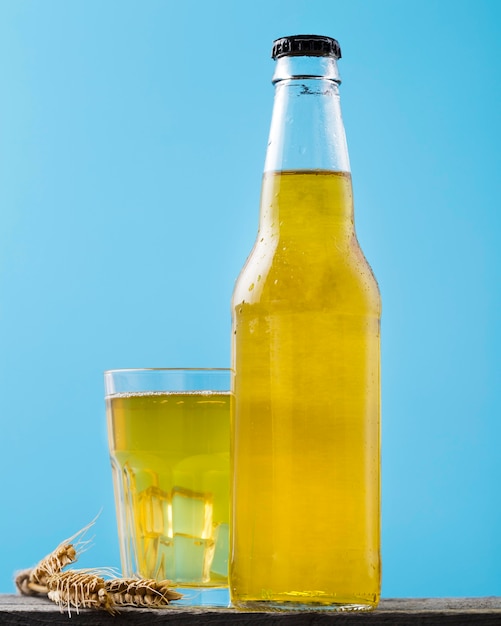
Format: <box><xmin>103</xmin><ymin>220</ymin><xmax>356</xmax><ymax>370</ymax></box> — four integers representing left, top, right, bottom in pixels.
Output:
<box><xmin>230</xmin><ymin>38</ymin><xmax>381</xmax><ymax>611</ymax></box>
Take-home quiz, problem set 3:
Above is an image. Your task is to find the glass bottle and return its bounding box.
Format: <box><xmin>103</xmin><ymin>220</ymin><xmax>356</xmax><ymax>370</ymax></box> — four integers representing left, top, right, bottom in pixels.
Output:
<box><xmin>230</xmin><ymin>35</ymin><xmax>381</xmax><ymax>611</ymax></box>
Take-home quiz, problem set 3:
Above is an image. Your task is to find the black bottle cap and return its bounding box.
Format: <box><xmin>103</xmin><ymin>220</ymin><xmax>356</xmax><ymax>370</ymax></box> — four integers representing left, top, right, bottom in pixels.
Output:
<box><xmin>272</xmin><ymin>35</ymin><xmax>342</xmax><ymax>60</ymax></box>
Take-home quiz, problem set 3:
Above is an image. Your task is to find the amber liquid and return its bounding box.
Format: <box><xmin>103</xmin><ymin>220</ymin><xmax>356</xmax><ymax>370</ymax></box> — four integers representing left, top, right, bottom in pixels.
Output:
<box><xmin>231</xmin><ymin>171</ymin><xmax>381</xmax><ymax>610</ymax></box>
<box><xmin>107</xmin><ymin>391</ymin><xmax>230</xmax><ymax>586</ymax></box>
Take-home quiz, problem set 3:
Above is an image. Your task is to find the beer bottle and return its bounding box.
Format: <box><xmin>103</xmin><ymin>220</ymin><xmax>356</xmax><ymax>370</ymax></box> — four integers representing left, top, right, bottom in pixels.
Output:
<box><xmin>230</xmin><ymin>35</ymin><xmax>381</xmax><ymax>611</ymax></box>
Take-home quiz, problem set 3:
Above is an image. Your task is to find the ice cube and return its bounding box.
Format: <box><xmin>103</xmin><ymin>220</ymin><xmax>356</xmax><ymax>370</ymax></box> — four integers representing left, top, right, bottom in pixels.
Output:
<box><xmin>137</xmin><ymin>533</ymin><xmax>160</xmax><ymax>578</ymax></box>
<box><xmin>210</xmin><ymin>522</ymin><xmax>229</xmax><ymax>578</ymax></box>
<box><xmin>172</xmin><ymin>487</ymin><xmax>212</xmax><ymax>538</ymax></box>
<box><xmin>153</xmin><ymin>536</ymin><xmax>175</xmax><ymax>580</ymax></box>
<box><xmin>147</xmin><ymin>532</ymin><xmax>216</xmax><ymax>582</ymax></box>
<box><xmin>171</xmin><ymin>534</ymin><xmax>215</xmax><ymax>583</ymax></box>
<box><xmin>138</xmin><ymin>485</ymin><xmax>171</xmax><ymax>536</ymax></box>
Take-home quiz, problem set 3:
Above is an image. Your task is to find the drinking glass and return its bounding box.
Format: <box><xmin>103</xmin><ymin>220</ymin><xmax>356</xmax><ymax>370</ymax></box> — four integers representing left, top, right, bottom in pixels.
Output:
<box><xmin>105</xmin><ymin>368</ymin><xmax>230</xmax><ymax>607</ymax></box>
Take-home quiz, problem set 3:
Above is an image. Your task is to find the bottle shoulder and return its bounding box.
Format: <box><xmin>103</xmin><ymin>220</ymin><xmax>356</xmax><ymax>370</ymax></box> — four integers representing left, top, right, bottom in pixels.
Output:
<box><xmin>233</xmin><ymin>171</ymin><xmax>381</xmax><ymax>316</ymax></box>
<box><xmin>232</xmin><ymin>236</ymin><xmax>381</xmax><ymax>317</ymax></box>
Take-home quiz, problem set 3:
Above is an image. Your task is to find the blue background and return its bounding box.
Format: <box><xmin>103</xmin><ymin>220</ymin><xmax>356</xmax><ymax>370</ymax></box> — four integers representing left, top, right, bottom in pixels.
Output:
<box><xmin>0</xmin><ymin>0</ymin><xmax>499</xmax><ymax>597</ymax></box>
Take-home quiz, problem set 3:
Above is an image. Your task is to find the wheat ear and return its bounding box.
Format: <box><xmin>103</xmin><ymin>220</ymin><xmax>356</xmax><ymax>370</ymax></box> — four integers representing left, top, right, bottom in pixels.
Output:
<box><xmin>105</xmin><ymin>578</ymin><xmax>183</xmax><ymax>608</ymax></box>
<box><xmin>14</xmin><ymin>514</ymin><xmax>184</xmax><ymax>613</ymax></box>
<box><xmin>15</xmin><ymin>518</ymin><xmax>95</xmax><ymax>596</ymax></box>
<box><xmin>47</xmin><ymin>570</ymin><xmax>116</xmax><ymax>615</ymax></box>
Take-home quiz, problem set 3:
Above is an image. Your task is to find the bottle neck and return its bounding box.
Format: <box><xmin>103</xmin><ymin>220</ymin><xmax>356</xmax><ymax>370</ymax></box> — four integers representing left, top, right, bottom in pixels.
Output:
<box><xmin>264</xmin><ymin>56</ymin><xmax>350</xmax><ymax>173</ymax></box>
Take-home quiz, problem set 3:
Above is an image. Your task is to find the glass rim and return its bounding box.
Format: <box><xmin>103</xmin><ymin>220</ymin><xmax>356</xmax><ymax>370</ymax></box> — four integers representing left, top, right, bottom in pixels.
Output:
<box><xmin>104</xmin><ymin>367</ymin><xmax>231</xmax><ymax>375</ymax></box>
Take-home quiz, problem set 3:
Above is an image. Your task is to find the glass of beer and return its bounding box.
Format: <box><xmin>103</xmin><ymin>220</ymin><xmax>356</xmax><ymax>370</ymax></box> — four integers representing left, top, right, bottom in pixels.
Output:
<box><xmin>105</xmin><ymin>368</ymin><xmax>230</xmax><ymax>607</ymax></box>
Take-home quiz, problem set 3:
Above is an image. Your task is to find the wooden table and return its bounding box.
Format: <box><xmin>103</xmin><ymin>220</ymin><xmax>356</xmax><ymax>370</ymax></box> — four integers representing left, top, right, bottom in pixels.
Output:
<box><xmin>1</xmin><ymin>595</ymin><xmax>500</xmax><ymax>625</ymax></box>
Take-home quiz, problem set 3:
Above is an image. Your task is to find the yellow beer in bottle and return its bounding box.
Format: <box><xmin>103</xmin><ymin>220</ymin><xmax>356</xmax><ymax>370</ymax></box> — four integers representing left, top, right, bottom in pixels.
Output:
<box><xmin>230</xmin><ymin>35</ymin><xmax>381</xmax><ymax>611</ymax></box>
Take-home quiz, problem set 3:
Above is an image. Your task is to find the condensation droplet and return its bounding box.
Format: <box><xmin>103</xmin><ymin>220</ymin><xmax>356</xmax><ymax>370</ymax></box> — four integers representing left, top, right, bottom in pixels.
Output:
<box><xmin>248</xmin><ymin>283</ymin><xmax>255</xmax><ymax>291</ymax></box>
